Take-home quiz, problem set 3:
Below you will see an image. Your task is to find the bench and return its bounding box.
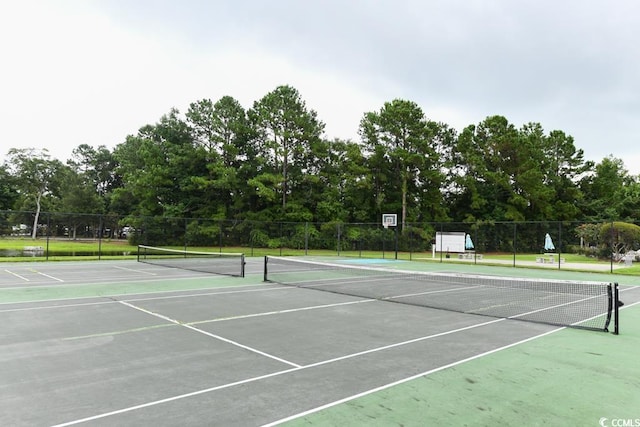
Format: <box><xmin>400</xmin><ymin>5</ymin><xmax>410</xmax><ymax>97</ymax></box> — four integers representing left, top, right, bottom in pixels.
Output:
<box><xmin>536</xmin><ymin>256</ymin><xmax>565</xmax><ymax>264</ymax></box>
<box><xmin>458</xmin><ymin>253</ymin><xmax>483</xmax><ymax>260</ymax></box>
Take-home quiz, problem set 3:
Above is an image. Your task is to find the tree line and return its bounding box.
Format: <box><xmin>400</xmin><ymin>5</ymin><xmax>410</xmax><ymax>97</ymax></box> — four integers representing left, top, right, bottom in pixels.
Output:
<box><xmin>2</xmin><ymin>84</ymin><xmax>639</xmax><ymax>234</ymax></box>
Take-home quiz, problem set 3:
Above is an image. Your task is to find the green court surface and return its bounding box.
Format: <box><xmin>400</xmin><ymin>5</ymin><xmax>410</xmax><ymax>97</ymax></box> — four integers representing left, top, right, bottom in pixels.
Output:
<box><xmin>284</xmin><ymin>303</ymin><xmax>640</xmax><ymax>426</ymax></box>
<box><xmin>2</xmin><ymin>258</ymin><xmax>639</xmax><ymax>426</ymax></box>
<box><xmin>0</xmin><ymin>275</ymin><xmax>265</xmax><ymax>303</ymax></box>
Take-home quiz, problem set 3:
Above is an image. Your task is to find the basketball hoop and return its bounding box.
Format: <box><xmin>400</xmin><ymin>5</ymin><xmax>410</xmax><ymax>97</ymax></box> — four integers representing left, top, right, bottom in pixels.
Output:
<box><xmin>382</xmin><ymin>213</ymin><xmax>397</xmax><ymax>229</ymax></box>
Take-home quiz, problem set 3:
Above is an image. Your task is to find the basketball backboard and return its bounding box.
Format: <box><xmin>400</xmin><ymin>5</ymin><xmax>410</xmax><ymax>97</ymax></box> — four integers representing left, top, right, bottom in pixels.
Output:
<box><xmin>382</xmin><ymin>213</ymin><xmax>397</xmax><ymax>228</ymax></box>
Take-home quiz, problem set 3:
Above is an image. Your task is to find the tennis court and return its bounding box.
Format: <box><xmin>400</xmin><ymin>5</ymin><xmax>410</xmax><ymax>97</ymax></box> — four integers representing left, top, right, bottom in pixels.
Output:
<box><xmin>1</xmin><ymin>255</ymin><xmax>639</xmax><ymax>426</ymax></box>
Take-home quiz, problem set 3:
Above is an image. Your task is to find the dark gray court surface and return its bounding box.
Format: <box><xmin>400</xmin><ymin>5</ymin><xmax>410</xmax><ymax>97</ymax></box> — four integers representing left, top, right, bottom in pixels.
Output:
<box><xmin>1</xmin><ymin>259</ymin><xmax>638</xmax><ymax>426</ymax></box>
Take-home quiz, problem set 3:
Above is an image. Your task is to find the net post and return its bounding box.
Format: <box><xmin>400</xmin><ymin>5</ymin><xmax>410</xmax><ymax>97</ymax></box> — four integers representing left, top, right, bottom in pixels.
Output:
<box><xmin>614</xmin><ymin>283</ymin><xmax>620</xmax><ymax>335</ymax></box>
<box><xmin>263</xmin><ymin>256</ymin><xmax>268</xmax><ymax>282</ymax></box>
<box><xmin>137</xmin><ymin>245</ymin><xmax>141</xmax><ymax>262</ymax></box>
<box><xmin>240</xmin><ymin>254</ymin><xmax>245</xmax><ymax>278</ymax></box>
<box><xmin>604</xmin><ymin>283</ymin><xmax>613</xmax><ymax>333</ymax></box>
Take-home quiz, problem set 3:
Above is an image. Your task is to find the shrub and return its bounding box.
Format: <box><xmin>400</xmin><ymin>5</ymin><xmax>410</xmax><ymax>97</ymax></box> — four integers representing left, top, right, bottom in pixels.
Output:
<box><xmin>599</xmin><ymin>222</ymin><xmax>640</xmax><ymax>260</ymax></box>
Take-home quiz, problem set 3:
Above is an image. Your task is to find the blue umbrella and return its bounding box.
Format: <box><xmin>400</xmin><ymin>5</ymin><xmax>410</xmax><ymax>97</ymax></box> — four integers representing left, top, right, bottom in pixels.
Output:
<box><xmin>465</xmin><ymin>234</ymin><xmax>474</xmax><ymax>250</ymax></box>
<box><xmin>544</xmin><ymin>233</ymin><xmax>555</xmax><ymax>251</ymax></box>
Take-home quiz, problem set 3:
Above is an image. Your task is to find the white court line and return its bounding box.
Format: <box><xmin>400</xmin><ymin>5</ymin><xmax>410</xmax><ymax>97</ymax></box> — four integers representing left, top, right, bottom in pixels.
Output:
<box><xmin>189</xmin><ymin>299</ymin><xmax>375</xmax><ymax>326</ymax></box>
<box><xmin>124</xmin><ymin>284</ymin><xmax>292</xmax><ymax>302</ymax></box>
<box><xmin>0</xmin><ymin>284</ymin><xmax>289</xmax><ymax>311</ymax></box>
<box><xmin>117</xmin><ymin>300</ymin><xmax>302</xmax><ymax>368</ymax></box>
<box><xmin>4</xmin><ymin>298</ymin><xmax>376</xmax><ymax>343</ymax></box>
<box><xmin>50</xmin><ymin>316</ymin><xmax>507</xmax><ymax>427</ymax></box>
<box><xmin>0</xmin><ymin>300</ymin><xmax>119</xmax><ymax>313</ymax></box>
<box><xmin>262</xmin><ymin>326</ymin><xmax>560</xmax><ymax>426</ymax></box>
<box><xmin>265</xmin><ymin>299</ymin><xmax>640</xmax><ymax>426</ymax></box>
<box><xmin>35</xmin><ymin>271</ymin><xmax>64</xmax><ymax>282</ymax></box>
<box><xmin>3</xmin><ymin>269</ymin><xmax>29</xmax><ymax>281</ymax></box>
<box><xmin>50</xmin><ymin>291</ymin><xmax>640</xmax><ymax>426</ymax></box>
<box><xmin>113</xmin><ymin>265</ymin><xmax>158</xmax><ymax>275</ymax></box>
<box><xmin>507</xmin><ymin>292</ymin><xmax>602</xmax><ymax>319</ymax></box>
<box><xmin>0</xmin><ymin>275</ymin><xmax>265</xmax><ymax>295</ymax></box>
<box><xmin>388</xmin><ymin>284</ymin><xmax>481</xmax><ymax>299</ymax></box>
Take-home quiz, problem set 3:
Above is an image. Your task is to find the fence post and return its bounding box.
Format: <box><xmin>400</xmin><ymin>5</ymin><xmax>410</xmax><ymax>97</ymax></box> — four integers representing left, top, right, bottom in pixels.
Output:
<box><xmin>143</xmin><ymin>216</ymin><xmax>148</xmax><ymax>246</ymax></box>
<box><xmin>513</xmin><ymin>222</ymin><xmax>517</xmax><ymax>267</ymax></box>
<box><xmin>46</xmin><ymin>212</ymin><xmax>50</xmax><ymax>261</ymax></box>
<box><xmin>409</xmin><ymin>225</ymin><xmax>413</xmax><ymax>261</ymax></box>
<box><xmin>473</xmin><ymin>223</ymin><xmax>478</xmax><ymax>264</ymax></box>
<box><xmin>610</xmin><ymin>220</ymin><xmax>614</xmax><ymax>273</ymax></box>
<box><xmin>558</xmin><ymin>221</ymin><xmax>562</xmax><ymax>269</ymax></box>
<box><xmin>250</xmin><ymin>221</ymin><xmax>254</xmax><ymax>257</ymax></box>
<box><xmin>304</xmin><ymin>222</ymin><xmax>309</xmax><ymax>256</ymax></box>
<box><xmin>439</xmin><ymin>222</ymin><xmax>443</xmax><ymax>263</ymax></box>
<box><xmin>184</xmin><ymin>218</ymin><xmax>188</xmax><ymax>252</ymax></box>
<box><xmin>98</xmin><ymin>214</ymin><xmax>103</xmax><ymax>260</ymax></box>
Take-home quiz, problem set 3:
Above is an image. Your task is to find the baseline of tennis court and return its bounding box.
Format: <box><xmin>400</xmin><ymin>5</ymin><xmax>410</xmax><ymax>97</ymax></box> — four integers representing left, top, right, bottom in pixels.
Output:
<box><xmin>1</xmin><ymin>258</ymin><xmax>638</xmax><ymax>426</ymax></box>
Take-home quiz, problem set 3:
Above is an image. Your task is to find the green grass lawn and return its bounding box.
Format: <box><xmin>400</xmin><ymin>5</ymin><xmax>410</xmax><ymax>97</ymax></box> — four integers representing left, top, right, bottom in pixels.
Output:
<box><xmin>0</xmin><ymin>238</ymin><xmax>137</xmax><ymax>261</ymax></box>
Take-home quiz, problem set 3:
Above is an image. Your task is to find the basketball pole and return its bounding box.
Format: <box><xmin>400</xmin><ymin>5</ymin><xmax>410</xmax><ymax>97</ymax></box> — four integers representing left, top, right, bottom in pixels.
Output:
<box><xmin>382</xmin><ymin>213</ymin><xmax>398</xmax><ymax>260</ymax></box>
<box><xmin>394</xmin><ymin>225</ymin><xmax>398</xmax><ymax>260</ymax></box>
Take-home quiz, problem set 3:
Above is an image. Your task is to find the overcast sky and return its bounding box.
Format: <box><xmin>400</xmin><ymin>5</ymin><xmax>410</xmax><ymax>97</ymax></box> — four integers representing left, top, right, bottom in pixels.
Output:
<box><xmin>1</xmin><ymin>0</ymin><xmax>638</xmax><ymax>174</ymax></box>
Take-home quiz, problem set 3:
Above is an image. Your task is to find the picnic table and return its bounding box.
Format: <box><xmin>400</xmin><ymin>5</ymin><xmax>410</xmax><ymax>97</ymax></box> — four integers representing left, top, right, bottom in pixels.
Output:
<box><xmin>458</xmin><ymin>252</ymin><xmax>483</xmax><ymax>260</ymax></box>
<box><xmin>536</xmin><ymin>254</ymin><xmax>565</xmax><ymax>264</ymax></box>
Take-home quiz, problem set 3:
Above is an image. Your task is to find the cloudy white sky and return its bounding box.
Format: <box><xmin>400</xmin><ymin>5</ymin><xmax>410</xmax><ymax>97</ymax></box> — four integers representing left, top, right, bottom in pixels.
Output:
<box><xmin>1</xmin><ymin>0</ymin><xmax>638</xmax><ymax>173</ymax></box>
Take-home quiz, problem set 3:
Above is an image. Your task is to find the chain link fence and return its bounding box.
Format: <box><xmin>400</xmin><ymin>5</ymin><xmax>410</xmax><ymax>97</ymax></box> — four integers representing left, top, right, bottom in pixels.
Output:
<box><xmin>1</xmin><ymin>210</ymin><xmax>638</xmax><ymax>272</ymax></box>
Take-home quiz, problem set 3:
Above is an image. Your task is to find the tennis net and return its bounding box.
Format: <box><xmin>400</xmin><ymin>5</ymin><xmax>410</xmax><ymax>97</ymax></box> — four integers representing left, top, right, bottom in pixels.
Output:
<box><xmin>264</xmin><ymin>256</ymin><xmax>619</xmax><ymax>333</ymax></box>
<box><xmin>138</xmin><ymin>245</ymin><xmax>245</xmax><ymax>277</ymax></box>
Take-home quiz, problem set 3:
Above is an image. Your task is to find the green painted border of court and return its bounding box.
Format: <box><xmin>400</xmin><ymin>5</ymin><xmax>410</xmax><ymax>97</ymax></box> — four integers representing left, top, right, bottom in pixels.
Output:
<box><xmin>284</xmin><ymin>304</ymin><xmax>640</xmax><ymax>426</ymax></box>
<box><xmin>0</xmin><ymin>274</ymin><xmax>266</xmax><ymax>304</ymax></box>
